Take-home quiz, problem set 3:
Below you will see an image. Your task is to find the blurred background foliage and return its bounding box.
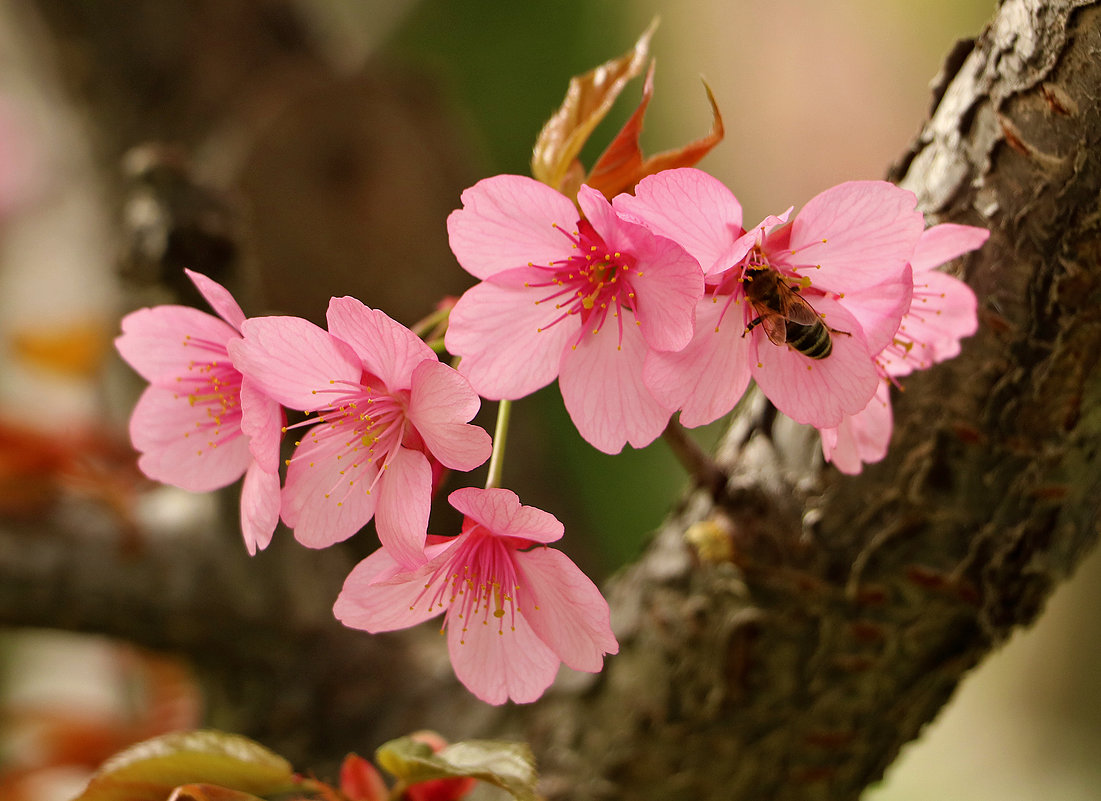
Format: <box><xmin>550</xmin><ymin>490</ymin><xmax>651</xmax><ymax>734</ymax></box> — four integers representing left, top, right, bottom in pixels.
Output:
<box><xmin>0</xmin><ymin>0</ymin><xmax>1098</xmax><ymax>799</ymax></box>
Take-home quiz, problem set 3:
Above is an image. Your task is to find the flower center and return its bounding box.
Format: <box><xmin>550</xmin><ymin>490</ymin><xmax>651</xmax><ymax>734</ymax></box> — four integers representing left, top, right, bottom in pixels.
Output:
<box><xmin>418</xmin><ymin>527</ymin><xmax>524</xmax><ymax>644</ymax></box>
<box><xmin>879</xmin><ymin>278</ymin><xmax>944</xmax><ymax>372</ymax></box>
<box><xmin>283</xmin><ymin>373</ymin><xmax>408</xmax><ymax>506</ymax></box>
<box><xmin>526</xmin><ymin>220</ymin><xmax>639</xmax><ymax>347</ymax></box>
<box><xmin>175</xmin><ymin>335</ymin><xmax>243</xmax><ymax>455</ymax></box>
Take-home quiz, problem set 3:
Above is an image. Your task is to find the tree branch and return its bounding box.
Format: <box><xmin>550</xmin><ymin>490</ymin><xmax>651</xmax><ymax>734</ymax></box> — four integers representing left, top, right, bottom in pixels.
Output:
<box><xmin>517</xmin><ymin>2</ymin><xmax>1101</xmax><ymax>798</ymax></box>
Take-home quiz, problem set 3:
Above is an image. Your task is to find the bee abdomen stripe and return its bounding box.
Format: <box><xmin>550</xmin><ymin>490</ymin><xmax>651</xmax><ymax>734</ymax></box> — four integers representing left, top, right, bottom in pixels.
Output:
<box><xmin>786</xmin><ymin>323</ymin><xmax>832</xmax><ymax>359</ymax></box>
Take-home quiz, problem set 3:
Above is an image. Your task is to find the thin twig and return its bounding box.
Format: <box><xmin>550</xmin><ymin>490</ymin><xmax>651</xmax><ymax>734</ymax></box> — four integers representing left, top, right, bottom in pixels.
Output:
<box><xmin>661</xmin><ymin>418</ymin><xmax>727</xmax><ymax>497</ymax></box>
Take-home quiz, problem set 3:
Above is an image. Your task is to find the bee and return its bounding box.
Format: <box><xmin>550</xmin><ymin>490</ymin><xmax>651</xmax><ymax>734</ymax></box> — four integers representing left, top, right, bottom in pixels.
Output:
<box><xmin>741</xmin><ymin>266</ymin><xmax>845</xmax><ymax>359</ymax></box>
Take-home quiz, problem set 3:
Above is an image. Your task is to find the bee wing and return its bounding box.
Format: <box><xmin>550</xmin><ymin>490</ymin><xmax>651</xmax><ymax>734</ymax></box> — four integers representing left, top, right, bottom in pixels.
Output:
<box><xmin>780</xmin><ymin>290</ymin><xmax>822</xmax><ymax>326</ymax></box>
<box><xmin>757</xmin><ymin>311</ymin><xmax>788</xmax><ymax>345</ymax></box>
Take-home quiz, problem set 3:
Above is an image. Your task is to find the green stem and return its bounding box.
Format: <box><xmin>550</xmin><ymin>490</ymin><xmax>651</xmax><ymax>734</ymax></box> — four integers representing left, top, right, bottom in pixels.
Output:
<box><xmin>410</xmin><ymin>304</ymin><xmax>451</xmax><ymax>339</ymax></box>
<box><xmin>484</xmin><ymin>399</ymin><xmax>512</xmax><ymax>490</ymax></box>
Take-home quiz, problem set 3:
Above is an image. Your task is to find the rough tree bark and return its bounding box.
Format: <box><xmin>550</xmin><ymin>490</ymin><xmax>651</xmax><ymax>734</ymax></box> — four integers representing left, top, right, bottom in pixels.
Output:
<box><xmin>520</xmin><ymin>2</ymin><xmax>1101</xmax><ymax>798</ymax></box>
<box><xmin>2</xmin><ymin>1</ymin><xmax>1100</xmax><ymax>800</ymax></box>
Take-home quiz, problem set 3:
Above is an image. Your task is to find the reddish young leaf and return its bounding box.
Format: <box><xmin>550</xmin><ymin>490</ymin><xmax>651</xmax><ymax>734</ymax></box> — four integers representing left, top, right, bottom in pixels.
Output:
<box><xmin>404</xmin><ymin>775</ymin><xmax>476</xmax><ymax>801</ymax></box>
<box><xmin>339</xmin><ymin>754</ymin><xmax>388</xmax><ymax>801</ymax></box>
<box><xmin>586</xmin><ymin>67</ymin><xmax>724</xmax><ymax>199</ymax></box>
<box><xmin>530</xmin><ymin>20</ymin><xmax>657</xmax><ymax>195</ymax></box>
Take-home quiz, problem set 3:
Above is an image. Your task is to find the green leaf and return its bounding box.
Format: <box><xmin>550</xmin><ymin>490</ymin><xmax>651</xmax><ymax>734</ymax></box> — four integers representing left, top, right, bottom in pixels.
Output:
<box><xmin>74</xmin><ymin>730</ymin><xmax>298</xmax><ymax>801</ymax></box>
<box><xmin>377</xmin><ymin>736</ymin><xmax>538</xmax><ymax>801</ymax></box>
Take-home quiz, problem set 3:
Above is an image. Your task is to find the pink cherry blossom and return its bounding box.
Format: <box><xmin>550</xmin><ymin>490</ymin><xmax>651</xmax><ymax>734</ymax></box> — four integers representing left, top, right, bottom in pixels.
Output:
<box><xmin>877</xmin><ymin>223</ymin><xmax>989</xmax><ymax>376</ymax></box>
<box><xmin>228</xmin><ymin>298</ymin><xmax>492</xmax><ymax>566</ymax></box>
<box><xmin>819</xmin><ymin>382</ymin><xmax>893</xmax><ymax>474</ymax></box>
<box><xmin>333</xmin><ymin>487</ymin><xmax>619</xmax><ymax>705</ymax></box>
<box><xmin>818</xmin><ymin>222</ymin><xmax>989</xmax><ymax>473</ymax></box>
<box><xmin>615</xmin><ymin>168</ymin><xmax>921</xmax><ymax>429</ymax></box>
<box><xmin>115</xmin><ymin>269</ymin><xmax>282</xmax><ymax>554</ymax></box>
<box><xmin>444</xmin><ymin>174</ymin><xmax>704</xmax><ymax>454</ymax></box>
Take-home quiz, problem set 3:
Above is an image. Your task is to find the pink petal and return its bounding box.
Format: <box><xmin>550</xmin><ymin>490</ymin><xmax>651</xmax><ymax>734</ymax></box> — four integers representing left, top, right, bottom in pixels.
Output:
<box><xmin>444</xmin><ymin>269</ymin><xmax>575</xmax><ymax>400</ymax></box>
<box><xmin>783</xmin><ymin>181</ymin><xmax>924</xmax><ymax>293</ymax></box>
<box><xmin>728</xmin><ymin>210</ymin><xmax>793</xmax><ymax>270</ymax></box>
<box><xmin>918</xmin><ymin>270</ymin><xmax>979</xmax><ymax>358</ymax></box>
<box><xmin>116</xmin><ymin>306</ymin><xmax>237</xmax><ymax>384</ymax></box>
<box><xmin>578</xmin><ymin>185</ymin><xmax>703</xmax><ymax>352</ymax></box>
<box><xmin>515</xmin><ymin>546</ymin><xmax>618</xmax><ymax>672</ymax></box>
<box><xmin>448</xmin><ymin>487</ymin><xmax>564</xmax><ymax>545</ymax></box>
<box><xmin>446</xmin><ymin>606</ymin><xmax>560</xmax><ymax>705</ymax></box>
<box><xmin>643</xmin><ymin>298</ymin><xmax>752</xmax><ymax>428</ymax></box>
<box><xmin>626</xmin><ymin>236</ymin><xmax>703</xmax><ymax>353</ymax></box>
<box><xmin>185</xmin><ymin>269</ymin><xmax>246</xmax><ymax>331</ymax></box>
<box><xmin>407</xmin><ymin>361</ymin><xmax>492</xmax><ymax>471</ymax></box>
<box><xmin>574</xmin><ymin>184</ymin><xmax>620</xmax><ymax>239</ymax></box>
<box><xmin>749</xmin><ymin>297</ymin><xmax>879</xmax><ymax>428</ymax></box>
<box><xmin>334</xmin><ymin>546</ymin><xmax>452</xmax><ymax>632</ymax></box>
<box><xmin>834</xmin><ymin>266</ymin><xmax>913</xmax><ymax>355</ymax></box>
<box><xmin>613</xmin><ymin>167</ymin><xmax>743</xmax><ymax>276</ymax></box>
<box><xmin>326</xmin><ymin>298</ymin><xmax>435</xmax><ymax>390</ymax></box>
<box><xmin>374</xmin><ymin>447</ymin><xmax>432</xmax><ymax>569</ymax></box>
<box><xmin>883</xmin><ymin>270</ymin><xmax>977</xmax><ymax>376</ymax></box>
<box><xmin>230</xmin><ymin>316</ymin><xmax>360</xmax><ymax>412</ymax></box>
<box><xmin>911</xmin><ymin>223</ymin><xmax>989</xmax><ymax>272</ymax></box>
<box><xmin>281</xmin><ymin>433</ymin><xmax>378</xmax><ymax>548</ymax></box>
<box><xmin>240</xmin><ymin>460</ymin><xmax>280</xmax><ymax>555</ymax></box>
<box><xmin>820</xmin><ymin>382</ymin><xmax>893</xmax><ymax>474</ymax></box>
<box><xmin>129</xmin><ymin>385</ymin><xmax>251</xmax><ymax>492</ymax></box>
<box><xmin>411</xmin><ymin>358</ymin><xmax>480</xmax><ymax>421</ymax></box>
<box><xmin>558</xmin><ymin>317</ymin><xmax>673</xmax><ymax>454</ymax></box>
<box><xmin>240</xmin><ymin>378</ymin><xmax>283</xmax><ymax>473</ymax></box>
<box><xmin>447</xmin><ymin>175</ymin><xmax>579</xmax><ymax>280</ymax></box>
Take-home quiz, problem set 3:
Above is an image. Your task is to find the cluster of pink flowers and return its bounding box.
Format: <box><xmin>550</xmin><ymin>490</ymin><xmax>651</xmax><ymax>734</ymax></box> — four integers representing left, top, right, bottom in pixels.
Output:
<box><xmin>445</xmin><ymin>167</ymin><xmax>987</xmax><ymax>470</ymax></box>
<box><xmin>115</xmin><ymin>271</ymin><xmax>618</xmax><ymax>704</ymax></box>
<box><xmin>116</xmin><ymin>163</ymin><xmax>985</xmax><ymax>705</ymax></box>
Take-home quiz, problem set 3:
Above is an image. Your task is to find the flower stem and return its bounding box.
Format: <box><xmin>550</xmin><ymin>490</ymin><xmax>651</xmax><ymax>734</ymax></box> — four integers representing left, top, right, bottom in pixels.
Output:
<box><xmin>410</xmin><ymin>304</ymin><xmax>452</xmax><ymax>340</ymax></box>
<box><xmin>484</xmin><ymin>399</ymin><xmax>512</xmax><ymax>489</ymax></box>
